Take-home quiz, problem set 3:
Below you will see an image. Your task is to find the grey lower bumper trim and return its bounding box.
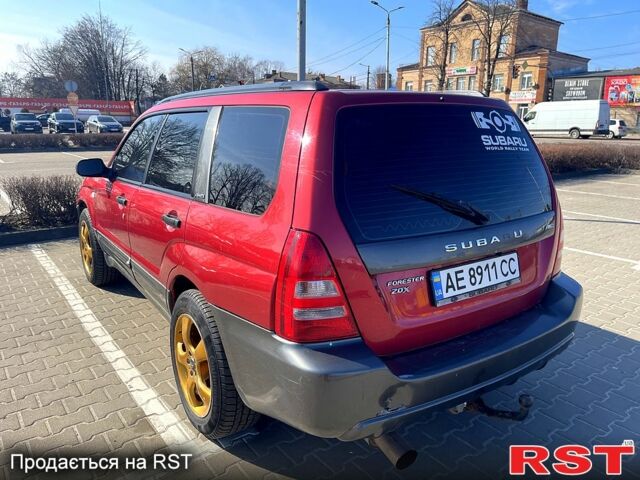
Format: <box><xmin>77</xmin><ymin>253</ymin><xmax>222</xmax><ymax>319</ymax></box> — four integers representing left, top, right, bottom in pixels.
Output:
<box><xmin>213</xmin><ymin>273</ymin><xmax>582</xmax><ymax>440</ymax></box>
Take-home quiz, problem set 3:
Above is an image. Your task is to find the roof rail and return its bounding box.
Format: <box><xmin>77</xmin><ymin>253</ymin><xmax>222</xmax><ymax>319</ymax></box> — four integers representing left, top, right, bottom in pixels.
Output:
<box><xmin>158</xmin><ymin>80</ymin><xmax>330</xmax><ymax>104</ymax></box>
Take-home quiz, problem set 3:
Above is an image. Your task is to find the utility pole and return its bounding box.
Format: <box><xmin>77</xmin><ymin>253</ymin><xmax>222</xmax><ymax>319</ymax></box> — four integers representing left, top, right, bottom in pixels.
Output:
<box><xmin>298</xmin><ymin>0</ymin><xmax>306</xmax><ymax>81</ymax></box>
<box><xmin>370</xmin><ymin>1</ymin><xmax>404</xmax><ymax>90</ymax></box>
<box><xmin>360</xmin><ymin>63</ymin><xmax>371</xmax><ymax>90</ymax></box>
<box><xmin>179</xmin><ymin>48</ymin><xmax>203</xmax><ymax>92</ymax></box>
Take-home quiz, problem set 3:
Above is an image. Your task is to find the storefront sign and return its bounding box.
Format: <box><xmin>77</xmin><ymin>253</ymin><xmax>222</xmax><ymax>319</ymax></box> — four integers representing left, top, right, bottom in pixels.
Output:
<box><xmin>553</xmin><ymin>77</ymin><xmax>603</xmax><ymax>101</ymax></box>
<box><xmin>509</xmin><ymin>90</ymin><xmax>537</xmax><ymax>103</ymax></box>
<box><xmin>604</xmin><ymin>75</ymin><xmax>640</xmax><ymax>106</ymax></box>
<box><xmin>446</xmin><ymin>66</ymin><xmax>477</xmax><ymax>76</ymax></box>
<box><xmin>0</xmin><ymin>96</ymin><xmax>134</xmax><ymax>114</ymax></box>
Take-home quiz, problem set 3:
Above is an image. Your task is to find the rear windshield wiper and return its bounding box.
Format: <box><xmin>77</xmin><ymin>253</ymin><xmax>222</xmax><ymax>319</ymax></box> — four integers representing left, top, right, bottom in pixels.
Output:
<box><xmin>391</xmin><ymin>185</ymin><xmax>490</xmax><ymax>225</ymax></box>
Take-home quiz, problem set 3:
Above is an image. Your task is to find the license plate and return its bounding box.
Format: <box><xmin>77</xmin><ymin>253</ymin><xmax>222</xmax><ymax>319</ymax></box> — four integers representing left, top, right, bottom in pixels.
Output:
<box><xmin>430</xmin><ymin>253</ymin><xmax>520</xmax><ymax>306</ymax></box>
<box><xmin>25</xmin><ymin>127</ymin><xmax>34</xmax><ymax>130</ymax></box>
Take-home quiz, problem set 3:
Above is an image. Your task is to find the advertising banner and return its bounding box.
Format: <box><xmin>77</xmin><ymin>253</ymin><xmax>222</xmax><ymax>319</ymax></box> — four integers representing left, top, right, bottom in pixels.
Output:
<box><xmin>446</xmin><ymin>66</ymin><xmax>477</xmax><ymax>76</ymax></box>
<box><xmin>552</xmin><ymin>77</ymin><xmax>603</xmax><ymax>101</ymax></box>
<box><xmin>604</xmin><ymin>75</ymin><xmax>640</xmax><ymax>106</ymax></box>
<box><xmin>0</xmin><ymin>97</ymin><xmax>134</xmax><ymax>114</ymax></box>
<box><xmin>509</xmin><ymin>90</ymin><xmax>537</xmax><ymax>103</ymax></box>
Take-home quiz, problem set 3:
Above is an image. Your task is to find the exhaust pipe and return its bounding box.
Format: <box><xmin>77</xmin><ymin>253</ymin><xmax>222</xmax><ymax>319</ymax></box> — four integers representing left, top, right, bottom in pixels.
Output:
<box><xmin>368</xmin><ymin>432</ymin><xmax>418</xmax><ymax>470</ymax></box>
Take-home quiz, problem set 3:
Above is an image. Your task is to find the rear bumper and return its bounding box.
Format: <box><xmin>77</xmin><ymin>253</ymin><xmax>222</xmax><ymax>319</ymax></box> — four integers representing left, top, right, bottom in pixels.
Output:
<box><xmin>215</xmin><ymin>273</ymin><xmax>582</xmax><ymax>441</ymax></box>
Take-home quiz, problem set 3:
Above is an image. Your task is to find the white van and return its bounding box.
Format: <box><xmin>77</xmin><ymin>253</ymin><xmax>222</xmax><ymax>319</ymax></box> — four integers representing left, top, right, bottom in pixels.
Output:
<box><xmin>58</xmin><ymin>108</ymin><xmax>101</xmax><ymax>123</ymax></box>
<box><xmin>523</xmin><ymin>100</ymin><xmax>610</xmax><ymax>139</ymax></box>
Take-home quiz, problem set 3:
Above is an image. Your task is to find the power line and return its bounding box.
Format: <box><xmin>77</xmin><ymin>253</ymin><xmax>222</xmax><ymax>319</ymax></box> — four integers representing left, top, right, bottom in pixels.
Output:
<box><xmin>329</xmin><ymin>38</ymin><xmax>385</xmax><ymax>76</ymax></box>
<box><xmin>589</xmin><ymin>49</ymin><xmax>640</xmax><ymax>60</ymax></box>
<box><xmin>308</xmin><ymin>36</ymin><xmax>386</xmax><ymax>68</ymax></box>
<box><xmin>306</xmin><ymin>27</ymin><xmax>385</xmax><ymax>66</ymax></box>
<box><xmin>560</xmin><ymin>9</ymin><xmax>640</xmax><ymax>22</ymax></box>
<box><xmin>571</xmin><ymin>40</ymin><xmax>640</xmax><ymax>53</ymax></box>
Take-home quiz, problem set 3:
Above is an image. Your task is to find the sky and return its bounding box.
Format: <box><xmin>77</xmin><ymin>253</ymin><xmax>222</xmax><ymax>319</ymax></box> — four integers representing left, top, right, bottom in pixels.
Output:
<box><xmin>0</xmin><ymin>0</ymin><xmax>639</xmax><ymax>85</ymax></box>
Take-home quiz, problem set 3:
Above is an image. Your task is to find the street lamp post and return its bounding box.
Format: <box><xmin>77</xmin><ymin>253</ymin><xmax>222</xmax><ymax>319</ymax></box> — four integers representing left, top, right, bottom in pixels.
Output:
<box><xmin>359</xmin><ymin>63</ymin><xmax>371</xmax><ymax>90</ymax></box>
<box><xmin>179</xmin><ymin>48</ymin><xmax>203</xmax><ymax>91</ymax></box>
<box><xmin>370</xmin><ymin>1</ymin><xmax>404</xmax><ymax>90</ymax></box>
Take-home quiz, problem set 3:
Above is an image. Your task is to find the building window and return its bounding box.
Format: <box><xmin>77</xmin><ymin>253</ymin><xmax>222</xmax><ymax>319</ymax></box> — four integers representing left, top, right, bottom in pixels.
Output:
<box><xmin>471</xmin><ymin>39</ymin><xmax>480</xmax><ymax>61</ymax></box>
<box><xmin>456</xmin><ymin>77</ymin><xmax>465</xmax><ymax>90</ymax></box>
<box><xmin>426</xmin><ymin>46</ymin><xmax>435</xmax><ymax>66</ymax></box>
<box><xmin>405</xmin><ymin>81</ymin><xmax>414</xmax><ymax>91</ymax></box>
<box><xmin>424</xmin><ymin>80</ymin><xmax>433</xmax><ymax>92</ymax></box>
<box><xmin>446</xmin><ymin>78</ymin><xmax>454</xmax><ymax>90</ymax></box>
<box><xmin>520</xmin><ymin>72</ymin><xmax>534</xmax><ymax>89</ymax></box>
<box><xmin>468</xmin><ymin>76</ymin><xmax>477</xmax><ymax>91</ymax></box>
<box><xmin>449</xmin><ymin>43</ymin><xmax>458</xmax><ymax>63</ymax></box>
<box><xmin>498</xmin><ymin>35</ymin><xmax>509</xmax><ymax>58</ymax></box>
<box><xmin>492</xmin><ymin>74</ymin><xmax>504</xmax><ymax>91</ymax></box>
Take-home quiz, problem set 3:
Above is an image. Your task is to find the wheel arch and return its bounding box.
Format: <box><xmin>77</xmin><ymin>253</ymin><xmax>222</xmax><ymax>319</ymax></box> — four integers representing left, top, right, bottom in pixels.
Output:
<box><xmin>168</xmin><ymin>273</ymin><xmax>200</xmax><ymax>313</ymax></box>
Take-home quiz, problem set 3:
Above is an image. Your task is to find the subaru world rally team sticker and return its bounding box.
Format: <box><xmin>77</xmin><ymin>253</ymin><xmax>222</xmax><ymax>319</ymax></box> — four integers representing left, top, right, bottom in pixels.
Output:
<box><xmin>471</xmin><ymin>110</ymin><xmax>530</xmax><ymax>152</ymax></box>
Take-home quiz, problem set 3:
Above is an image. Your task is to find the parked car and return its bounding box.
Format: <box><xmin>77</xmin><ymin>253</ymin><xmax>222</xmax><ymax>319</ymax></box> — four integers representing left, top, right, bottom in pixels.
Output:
<box><xmin>59</xmin><ymin>107</ymin><xmax>101</xmax><ymax>123</ymax></box>
<box><xmin>75</xmin><ymin>82</ymin><xmax>582</xmax><ymax>469</ymax></box>
<box><xmin>85</xmin><ymin>115</ymin><xmax>123</xmax><ymax>133</ymax></box>
<box><xmin>36</xmin><ymin>113</ymin><xmax>51</xmax><ymax>127</ymax></box>
<box><xmin>523</xmin><ymin>99</ymin><xmax>610</xmax><ymax>139</ymax></box>
<box><xmin>48</xmin><ymin>112</ymin><xmax>84</xmax><ymax>133</ymax></box>
<box><xmin>10</xmin><ymin>113</ymin><xmax>43</xmax><ymax>134</ymax></box>
<box><xmin>0</xmin><ymin>112</ymin><xmax>10</xmax><ymax>132</ymax></box>
<box><xmin>608</xmin><ymin>118</ymin><xmax>628</xmax><ymax>139</ymax></box>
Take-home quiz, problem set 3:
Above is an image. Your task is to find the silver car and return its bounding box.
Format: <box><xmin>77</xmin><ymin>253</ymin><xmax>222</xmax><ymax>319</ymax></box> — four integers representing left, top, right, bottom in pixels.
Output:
<box><xmin>85</xmin><ymin>115</ymin><xmax>123</xmax><ymax>133</ymax></box>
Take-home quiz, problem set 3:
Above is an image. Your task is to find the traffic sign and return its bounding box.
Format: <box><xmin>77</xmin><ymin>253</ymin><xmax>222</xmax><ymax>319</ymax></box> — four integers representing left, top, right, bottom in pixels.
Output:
<box><xmin>522</xmin><ymin>60</ymin><xmax>529</xmax><ymax>71</ymax></box>
<box><xmin>64</xmin><ymin>80</ymin><xmax>78</xmax><ymax>92</ymax></box>
<box><xmin>67</xmin><ymin>92</ymin><xmax>79</xmax><ymax>106</ymax></box>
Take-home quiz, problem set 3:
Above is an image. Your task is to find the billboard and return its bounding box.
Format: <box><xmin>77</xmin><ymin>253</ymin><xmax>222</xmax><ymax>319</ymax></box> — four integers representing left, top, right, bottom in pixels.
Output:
<box><xmin>553</xmin><ymin>77</ymin><xmax>603</xmax><ymax>101</ymax></box>
<box><xmin>0</xmin><ymin>97</ymin><xmax>134</xmax><ymax>115</ymax></box>
<box><xmin>604</xmin><ymin>75</ymin><xmax>640</xmax><ymax>106</ymax></box>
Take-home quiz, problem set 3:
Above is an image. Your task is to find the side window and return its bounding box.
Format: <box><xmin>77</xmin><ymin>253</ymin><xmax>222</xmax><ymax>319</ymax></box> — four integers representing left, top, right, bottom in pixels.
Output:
<box><xmin>209</xmin><ymin>106</ymin><xmax>289</xmax><ymax>215</ymax></box>
<box><xmin>112</xmin><ymin>115</ymin><xmax>164</xmax><ymax>182</ymax></box>
<box><xmin>145</xmin><ymin>111</ymin><xmax>208</xmax><ymax>194</ymax></box>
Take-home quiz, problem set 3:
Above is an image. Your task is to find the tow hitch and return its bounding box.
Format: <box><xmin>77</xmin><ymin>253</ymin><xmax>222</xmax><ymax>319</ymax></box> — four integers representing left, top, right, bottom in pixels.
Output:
<box><xmin>450</xmin><ymin>394</ymin><xmax>534</xmax><ymax>422</ymax></box>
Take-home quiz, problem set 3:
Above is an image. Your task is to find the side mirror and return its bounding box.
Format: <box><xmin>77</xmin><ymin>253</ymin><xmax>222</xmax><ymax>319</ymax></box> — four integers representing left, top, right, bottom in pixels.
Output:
<box><xmin>76</xmin><ymin>158</ymin><xmax>111</xmax><ymax>178</ymax></box>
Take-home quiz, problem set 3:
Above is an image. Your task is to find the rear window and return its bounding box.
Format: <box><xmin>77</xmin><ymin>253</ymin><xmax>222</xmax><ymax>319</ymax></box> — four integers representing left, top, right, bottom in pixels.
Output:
<box><xmin>620</xmin><ymin>120</ymin><xmax>627</xmax><ymax>127</ymax></box>
<box><xmin>334</xmin><ymin>104</ymin><xmax>552</xmax><ymax>243</ymax></box>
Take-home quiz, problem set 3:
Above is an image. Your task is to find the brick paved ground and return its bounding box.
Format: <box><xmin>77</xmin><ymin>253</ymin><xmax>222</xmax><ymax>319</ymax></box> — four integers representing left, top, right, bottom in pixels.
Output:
<box><xmin>1</xmin><ymin>171</ymin><xmax>639</xmax><ymax>479</ymax></box>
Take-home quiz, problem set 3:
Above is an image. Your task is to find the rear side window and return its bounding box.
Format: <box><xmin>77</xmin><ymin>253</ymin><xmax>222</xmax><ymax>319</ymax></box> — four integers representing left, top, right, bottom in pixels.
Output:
<box><xmin>208</xmin><ymin>106</ymin><xmax>289</xmax><ymax>214</ymax></box>
<box><xmin>113</xmin><ymin>115</ymin><xmax>164</xmax><ymax>182</ymax></box>
<box><xmin>620</xmin><ymin>120</ymin><xmax>627</xmax><ymax>127</ymax></box>
<box><xmin>145</xmin><ymin>111</ymin><xmax>208</xmax><ymax>195</ymax></box>
<box><xmin>334</xmin><ymin>104</ymin><xmax>552</xmax><ymax>243</ymax></box>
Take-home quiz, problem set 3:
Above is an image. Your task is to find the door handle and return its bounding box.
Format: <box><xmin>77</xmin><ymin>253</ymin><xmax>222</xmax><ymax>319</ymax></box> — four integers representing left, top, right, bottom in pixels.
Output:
<box><xmin>162</xmin><ymin>213</ymin><xmax>181</xmax><ymax>228</ymax></box>
<box><xmin>116</xmin><ymin>195</ymin><xmax>127</xmax><ymax>206</ymax></box>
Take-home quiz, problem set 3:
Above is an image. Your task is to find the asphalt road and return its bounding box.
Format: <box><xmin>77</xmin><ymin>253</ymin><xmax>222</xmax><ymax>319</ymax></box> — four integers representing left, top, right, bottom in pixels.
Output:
<box><xmin>0</xmin><ymin>152</ymin><xmax>639</xmax><ymax>479</ymax></box>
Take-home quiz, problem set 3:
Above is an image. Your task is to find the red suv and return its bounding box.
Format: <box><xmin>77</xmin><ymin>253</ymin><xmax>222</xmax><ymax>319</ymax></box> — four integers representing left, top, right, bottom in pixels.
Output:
<box><xmin>76</xmin><ymin>82</ymin><xmax>582</xmax><ymax>469</ymax></box>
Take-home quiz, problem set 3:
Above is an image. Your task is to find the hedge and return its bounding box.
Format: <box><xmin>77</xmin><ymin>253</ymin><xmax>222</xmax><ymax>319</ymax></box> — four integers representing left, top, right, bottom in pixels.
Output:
<box><xmin>0</xmin><ymin>132</ymin><xmax>123</xmax><ymax>151</ymax></box>
<box><xmin>538</xmin><ymin>142</ymin><xmax>640</xmax><ymax>173</ymax></box>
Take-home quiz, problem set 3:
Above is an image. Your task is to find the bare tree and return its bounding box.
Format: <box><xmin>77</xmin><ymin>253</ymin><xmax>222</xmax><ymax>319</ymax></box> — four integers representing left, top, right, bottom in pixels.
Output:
<box><xmin>19</xmin><ymin>12</ymin><xmax>146</xmax><ymax>101</ymax></box>
<box><xmin>469</xmin><ymin>0</ymin><xmax>518</xmax><ymax>96</ymax></box>
<box><xmin>0</xmin><ymin>72</ymin><xmax>27</xmax><ymax>97</ymax></box>
<box><xmin>424</xmin><ymin>0</ymin><xmax>457</xmax><ymax>91</ymax></box>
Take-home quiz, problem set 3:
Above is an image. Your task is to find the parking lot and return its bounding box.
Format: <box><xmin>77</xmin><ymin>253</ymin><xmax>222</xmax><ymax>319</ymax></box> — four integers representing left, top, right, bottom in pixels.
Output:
<box><xmin>0</xmin><ymin>150</ymin><xmax>639</xmax><ymax>479</ymax></box>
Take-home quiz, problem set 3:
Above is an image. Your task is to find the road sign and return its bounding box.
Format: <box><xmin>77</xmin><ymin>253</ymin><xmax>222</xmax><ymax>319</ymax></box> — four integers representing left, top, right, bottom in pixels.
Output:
<box><xmin>67</xmin><ymin>92</ymin><xmax>79</xmax><ymax>106</ymax></box>
<box><xmin>64</xmin><ymin>80</ymin><xmax>78</xmax><ymax>92</ymax></box>
<box><xmin>69</xmin><ymin>105</ymin><xmax>79</xmax><ymax>116</ymax></box>
<box><xmin>522</xmin><ymin>60</ymin><xmax>529</xmax><ymax>71</ymax></box>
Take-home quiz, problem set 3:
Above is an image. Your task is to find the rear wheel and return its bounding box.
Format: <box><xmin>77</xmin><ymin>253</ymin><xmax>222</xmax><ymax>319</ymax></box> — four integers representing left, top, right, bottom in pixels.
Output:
<box><xmin>170</xmin><ymin>289</ymin><xmax>259</xmax><ymax>440</ymax></box>
<box><xmin>569</xmin><ymin>128</ymin><xmax>580</xmax><ymax>139</ymax></box>
<box><xmin>78</xmin><ymin>209</ymin><xmax>118</xmax><ymax>286</ymax></box>
<box><xmin>607</xmin><ymin>131</ymin><xmax>615</xmax><ymax>139</ymax></box>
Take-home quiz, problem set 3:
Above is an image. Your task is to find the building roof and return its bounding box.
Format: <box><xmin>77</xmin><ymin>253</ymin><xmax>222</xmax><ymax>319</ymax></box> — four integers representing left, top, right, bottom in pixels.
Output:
<box><xmin>554</xmin><ymin>67</ymin><xmax>640</xmax><ymax>78</ymax></box>
<box><xmin>397</xmin><ymin>63</ymin><xmax>420</xmax><ymax>72</ymax></box>
<box><xmin>514</xmin><ymin>46</ymin><xmax>590</xmax><ymax>62</ymax></box>
<box><xmin>256</xmin><ymin>70</ymin><xmax>359</xmax><ymax>89</ymax></box>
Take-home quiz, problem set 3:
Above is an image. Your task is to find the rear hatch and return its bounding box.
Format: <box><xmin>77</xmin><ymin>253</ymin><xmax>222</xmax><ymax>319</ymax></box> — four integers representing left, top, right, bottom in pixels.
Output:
<box><xmin>333</xmin><ymin>100</ymin><xmax>558</xmax><ymax>355</ymax></box>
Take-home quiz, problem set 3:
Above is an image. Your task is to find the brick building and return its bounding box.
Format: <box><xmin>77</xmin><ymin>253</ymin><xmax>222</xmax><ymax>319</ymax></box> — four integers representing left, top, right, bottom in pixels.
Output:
<box><xmin>396</xmin><ymin>0</ymin><xmax>589</xmax><ymax>118</ymax></box>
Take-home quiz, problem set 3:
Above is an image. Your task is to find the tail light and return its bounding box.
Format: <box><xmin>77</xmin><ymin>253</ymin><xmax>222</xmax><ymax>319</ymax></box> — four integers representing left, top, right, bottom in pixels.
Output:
<box><xmin>275</xmin><ymin>230</ymin><xmax>359</xmax><ymax>343</ymax></box>
<box><xmin>552</xmin><ymin>195</ymin><xmax>563</xmax><ymax>277</ymax></box>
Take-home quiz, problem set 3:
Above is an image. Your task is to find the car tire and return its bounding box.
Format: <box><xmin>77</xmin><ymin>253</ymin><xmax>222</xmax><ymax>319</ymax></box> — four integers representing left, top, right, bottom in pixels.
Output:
<box><xmin>607</xmin><ymin>131</ymin><xmax>615</xmax><ymax>139</ymax></box>
<box><xmin>78</xmin><ymin>208</ymin><xmax>118</xmax><ymax>286</ymax></box>
<box><xmin>170</xmin><ymin>289</ymin><xmax>260</xmax><ymax>440</ymax></box>
<box><xmin>569</xmin><ymin>128</ymin><xmax>580</xmax><ymax>139</ymax></box>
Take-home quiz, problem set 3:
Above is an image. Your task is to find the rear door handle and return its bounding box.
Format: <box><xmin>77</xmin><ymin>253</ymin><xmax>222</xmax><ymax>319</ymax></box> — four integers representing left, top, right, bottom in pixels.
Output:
<box><xmin>116</xmin><ymin>195</ymin><xmax>127</xmax><ymax>206</ymax></box>
<box><xmin>162</xmin><ymin>213</ymin><xmax>181</xmax><ymax>228</ymax></box>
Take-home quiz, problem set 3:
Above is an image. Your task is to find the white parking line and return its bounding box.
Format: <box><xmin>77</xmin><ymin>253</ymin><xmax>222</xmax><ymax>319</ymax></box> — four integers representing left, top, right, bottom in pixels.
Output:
<box><xmin>556</xmin><ymin>189</ymin><xmax>640</xmax><ymax>201</ymax></box>
<box><xmin>588</xmin><ymin>180</ymin><xmax>640</xmax><ymax>187</ymax></box>
<box><xmin>564</xmin><ymin>210</ymin><xmax>640</xmax><ymax>225</ymax></box>
<box><xmin>60</xmin><ymin>152</ymin><xmax>88</xmax><ymax>159</ymax></box>
<box><xmin>30</xmin><ymin>245</ymin><xmax>209</xmax><ymax>451</ymax></box>
<box><xmin>565</xmin><ymin>247</ymin><xmax>640</xmax><ymax>271</ymax></box>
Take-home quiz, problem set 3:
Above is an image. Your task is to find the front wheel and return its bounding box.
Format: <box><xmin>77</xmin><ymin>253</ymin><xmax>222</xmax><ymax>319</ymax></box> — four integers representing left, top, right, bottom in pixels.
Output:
<box><xmin>569</xmin><ymin>128</ymin><xmax>580</xmax><ymax>139</ymax></box>
<box><xmin>170</xmin><ymin>290</ymin><xmax>260</xmax><ymax>440</ymax></box>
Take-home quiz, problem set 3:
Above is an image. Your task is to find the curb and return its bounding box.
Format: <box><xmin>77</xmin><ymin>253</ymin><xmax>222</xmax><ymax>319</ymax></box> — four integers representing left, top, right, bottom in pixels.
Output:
<box><xmin>0</xmin><ymin>225</ymin><xmax>76</xmax><ymax>248</ymax></box>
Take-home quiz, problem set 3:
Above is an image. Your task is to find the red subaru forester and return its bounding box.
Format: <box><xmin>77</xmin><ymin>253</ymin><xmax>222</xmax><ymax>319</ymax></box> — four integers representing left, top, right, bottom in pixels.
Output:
<box><xmin>76</xmin><ymin>82</ymin><xmax>582</xmax><ymax>469</ymax></box>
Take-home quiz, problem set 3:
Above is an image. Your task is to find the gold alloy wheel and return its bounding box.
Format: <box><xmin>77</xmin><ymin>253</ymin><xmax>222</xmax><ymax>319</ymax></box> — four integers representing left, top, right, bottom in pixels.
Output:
<box><xmin>80</xmin><ymin>221</ymin><xmax>93</xmax><ymax>275</ymax></box>
<box><xmin>174</xmin><ymin>313</ymin><xmax>212</xmax><ymax>417</ymax></box>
